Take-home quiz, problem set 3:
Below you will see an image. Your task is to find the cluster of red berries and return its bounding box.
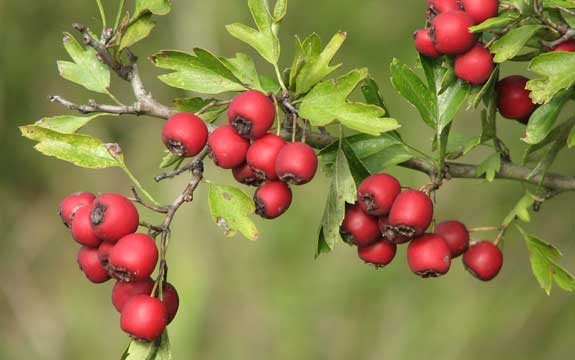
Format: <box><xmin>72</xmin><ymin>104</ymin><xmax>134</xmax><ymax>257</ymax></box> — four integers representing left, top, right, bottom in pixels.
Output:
<box><xmin>60</xmin><ymin>192</ymin><xmax>179</xmax><ymax>341</ymax></box>
<box><xmin>162</xmin><ymin>90</ymin><xmax>319</xmax><ymax>219</ymax></box>
<box><xmin>341</xmin><ymin>173</ymin><xmax>503</xmax><ymax>281</ymax></box>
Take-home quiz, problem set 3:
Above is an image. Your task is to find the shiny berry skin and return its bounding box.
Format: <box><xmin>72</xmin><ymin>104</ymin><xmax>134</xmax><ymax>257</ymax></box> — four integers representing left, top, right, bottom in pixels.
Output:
<box><xmin>112</xmin><ymin>278</ymin><xmax>155</xmax><ymax>312</ymax></box>
<box><xmin>407</xmin><ymin>234</ymin><xmax>451</xmax><ymax>277</ymax></box>
<box><xmin>341</xmin><ymin>204</ymin><xmax>380</xmax><ymax>247</ymax></box>
<box><xmin>77</xmin><ymin>247</ymin><xmax>111</xmax><ymax>284</ymax></box>
<box><xmin>463</xmin><ymin>241</ymin><xmax>503</xmax><ymax>281</ymax></box>
<box><xmin>121</xmin><ymin>295</ymin><xmax>167</xmax><ymax>341</ymax></box>
<box><xmin>388</xmin><ymin>190</ymin><xmax>434</xmax><ymax>240</ymax></box>
<box><xmin>227</xmin><ymin>90</ymin><xmax>276</xmax><ymax>139</ymax></box>
<box><xmin>60</xmin><ymin>192</ymin><xmax>95</xmax><ymax>227</ymax></box>
<box><xmin>162</xmin><ymin>282</ymin><xmax>180</xmax><ymax>324</ymax></box>
<box><xmin>275</xmin><ymin>142</ymin><xmax>318</xmax><ymax>185</ymax></box>
<box><xmin>552</xmin><ymin>40</ymin><xmax>575</xmax><ymax>52</ymax></box>
<box><xmin>246</xmin><ymin>134</ymin><xmax>286</xmax><ymax>181</ymax></box>
<box><xmin>460</xmin><ymin>0</ymin><xmax>498</xmax><ymax>24</ymax></box>
<box><xmin>454</xmin><ymin>44</ymin><xmax>494</xmax><ymax>84</ymax></box>
<box><xmin>435</xmin><ymin>220</ymin><xmax>469</xmax><ymax>258</ymax></box>
<box><xmin>378</xmin><ymin>217</ymin><xmax>410</xmax><ymax>244</ymax></box>
<box><xmin>254</xmin><ymin>181</ymin><xmax>292</xmax><ymax>219</ymax></box>
<box><xmin>90</xmin><ymin>193</ymin><xmax>139</xmax><ymax>243</ymax></box>
<box><xmin>497</xmin><ymin>76</ymin><xmax>537</xmax><ymax>123</ymax></box>
<box><xmin>357</xmin><ymin>173</ymin><xmax>401</xmax><ymax>216</ymax></box>
<box><xmin>71</xmin><ymin>206</ymin><xmax>102</xmax><ymax>248</ymax></box>
<box><xmin>358</xmin><ymin>240</ymin><xmax>397</xmax><ymax>267</ymax></box>
<box><xmin>414</xmin><ymin>29</ymin><xmax>442</xmax><ymax>58</ymax></box>
<box><xmin>431</xmin><ymin>11</ymin><xmax>476</xmax><ymax>54</ymax></box>
<box><xmin>109</xmin><ymin>233</ymin><xmax>158</xmax><ymax>282</ymax></box>
<box><xmin>208</xmin><ymin>125</ymin><xmax>250</xmax><ymax>169</ymax></box>
<box><xmin>427</xmin><ymin>0</ymin><xmax>461</xmax><ymax>15</ymax></box>
<box><xmin>232</xmin><ymin>163</ymin><xmax>262</xmax><ymax>187</ymax></box>
<box><xmin>162</xmin><ymin>112</ymin><xmax>208</xmax><ymax>157</ymax></box>
<box><xmin>97</xmin><ymin>242</ymin><xmax>114</xmax><ymax>269</ymax></box>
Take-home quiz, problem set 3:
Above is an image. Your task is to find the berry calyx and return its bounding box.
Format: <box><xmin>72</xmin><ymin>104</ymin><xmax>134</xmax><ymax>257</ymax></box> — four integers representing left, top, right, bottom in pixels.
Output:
<box><xmin>254</xmin><ymin>181</ymin><xmax>292</xmax><ymax>219</ymax></box>
<box><xmin>90</xmin><ymin>193</ymin><xmax>139</xmax><ymax>243</ymax></box>
<box><xmin>463</xmin><ymin>240</ymin><xmax>503</xmax><ymax>281</ymax></box>
<box><xmin>71</xmin><ymin>206</ymin><xmax>103</xmax><ymax>248</ymax></box>
<box><xmin>387</xmin><ymin>190</ymin><xmax>434</xmax><ymax>241</ymax></box>
<box><xmin>378</xmin><ymin>217</ymin><xmax>410</xmax><ymax>244</ymax></box>
<box><xmin>112</xmin><ymin>278</ymin><xmax>155</xmax><ymax>312</ymax></box>
<box><xmin>358</xmin><ymin>240</ymin><xmax>397</xmax><ymax>267</ymax></box>
<box><xmin>552</xmin><ymin>40</ymin><xmax>575</xmax><ymax>52</ymax></box>
<box><xmin>97</xmin><ymin>242</ymin><xmax>114</xmax><ymax>269</ymax></box>
<box><xmin>77</xmin><ymin>247</ymin><xmax>111</xmax><ymax>284</ymax></box>
<box><xmin>161</xmin><ymin>112</ymin><xmax>209</xmax><ymax>157</ymax></box>
<box><xmin>120</xmin><ymin>295</ymin><xmax>167</xmax><ymax>341</ymax></box>
<box><xmin>232</xmin><ymin>163</ymin><xmax>263</xmax><ymax>187</ymax></box>
<box><xmin>407</xmin><ymin>234</ymin><xmax>451</xmax><ymax>277</ymax></box>
<box><xmin>427</xmin><ymin>0</ymin><xmax>461</xmax><ymax>15</ymax></box>
<box><xmin>341</xmin><ymin>204</ymin><xmax>380</xmax><ymax>247</ymax></box>
<box><xmin>431</xmin><ymin>10</ymin><xmax>476</xmax><ymax>54</ymax></box>
<box><xmin>460</xmin><ymin>0</ymin><xmax>498</xmax><ymax>24</ymax></box>
<box><xmin>414</xmin><ymin>28</ymin><xmax>442</xmax><ymax>58</ymax></box>
<box><xmin>246</xmin><ymin>134</ymin><xmax>286</xmax><ymax>181</ymax></box>
<box><xmin>435</xmin><ymin>220</ymin><xmax>469</xmax><ymax>258</ymax></box>
<box><xmin>207</xmin><ymin>125</ymin><xmax>250</xmax><ymax>169</ymax></box>
<box><xmin>227</xmin><ymin>90</ymin><xmax>276</xmax><ymax>139</ymax></box>
<box><xmin>60</xmin><ymin>192</ymin><xmax>95</xmax><ymax>227</ymax></box>
<box><xmin>357</xmin><ymin>173</ymin><xmax>401</xmax><ymax>216</ymax></box>
<box><xmin>454</xmin><ymin>44</ymin><xmax>494</xmax><ymax>84</ymax></box>
<box><xmin>497</xmin><ymin>75</ymin><xmax>537</xmax><ymax>123</ymax></box>
<box><xmin>275</xmin><ymin>142</ymin><xmax>318</xmax><ymax>185</ymax></box>
<box><xmin>109</xmin><ymin>233</ymin><xmax>159</xmax><ymax>282</ymax></box>
<box><xmin>162</xmin><ymin>282</ymin><xmax>180</xmax><ymax>324</ymax></box>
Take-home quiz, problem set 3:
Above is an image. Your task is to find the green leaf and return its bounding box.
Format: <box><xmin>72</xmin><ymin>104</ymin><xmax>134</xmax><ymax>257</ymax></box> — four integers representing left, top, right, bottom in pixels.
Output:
<box><xmin>225</xmin><ymin>0</ymin><xmax>280</xmax><ymax>64</ymax></box>
<box><xmin>502</xmin><ymin>192</ymin><xmax>536</xmax><ymax>226</ymax></box>
<box><xmin>299</xmin><ymin>69</ymin><xmax>399</xmax><ymax>136</ymax></box>
<box><xmin>523</xmin><ymin>90</ymin><xmax>571</xmax><ymax>144</ymax></box>
<box><xmin>57</xmin><ymin>33</ymin><xmax>110</xmax><ymax>93</ymax></box>
<box><xmin>34</xmin><ymin>113</ymin><xmax>108</xmax><ymax>134</ymax></box>
<box><xmin>134</xmin><ymin>0</ymin><xmax>172</xmax><ymax>17</ymax></box>
<box><xmin>542</xmin><ymin>0</ymin><xmax>575</xmax><ymax>9</ymax></box>
<box><xmin>490</xmin><ymin>25</ymin><xmax>543</xmax><ymax>63</ymax></box>
<box><xmin>341</xmin><ymin>139</ymin><xmax>370</xmax><ymax>185</ymax></box>
<box><xmin>150</xmin><ymin>49</ymin><xmax>246</xmax><ymax>94</ymax></box>
<box><xmin>523</xmin><ymin>120</ymin><xmax>572</xmax><ymax>164</ymax></box>
<box><xmin>476</xmin><ymin>153</ymin><xmax>501</xmax><ymax>182</ymax></box>
<box><xmin>273</xmin><ymin>0</ymin><xmax>288</xmax><ymax>22</ymax></box>
<box><xmin>122</xmin><ymin>331</ymin><xmax>172</xmax><ymax>360</ymax></box>
<box><xmin>173</xmin><ymin>97</ymin><xmax>226</xmax><ymax>123</ymax></box>
<box><xmin>361</xmin><ymin>77</ymin><xmax>388</xmax><ymax>113</ymax></box>
<box><xmin>208</xmin><ymin>184</ymin><xmax>259</xmax><ymax>241</ymax></box>
<box><xmin>220</xmin><ymin>52</ymin><xmax>263</xmax><ymax>91</ymax></box>
<box><xmin>259</xmin><ymin>75</ymin><xmax>281</xmax><ymax>93</ymax></box>
<box><xmin>288</xmin><ymin>34</ymin><xmax>320</xmax><ymax>91</ymax></box>
<box><xmin>159</xmin><ymin>150</ymin><xmax>184</xmax><ymax>169</ymax></box>
<box><xmin>468</xmin><ymin>66</ymin><xmax>499</xmax><ymax>110</ymax></box>
<box><xmin>469</xmin><ymin>14</ymin><xmax>518</xmax><ymax>33</ymax></box>
<box><xmin>527</xmin><ymin>52</ymin><xmax>575</xmax><ymax>104</ymax></box>
<box><xmin>295</xmin><ymin>32</ymin><xmax>346</xmax><ymax>95</ymax></box>
<box><xmin>445</xmin><ymin>133</ymin><xmax>481</xmax><ymax>160</ymax></box>
<box><xmin>568</xmin><ymin>125</ymin><xmax>575</xmax><ymax>148</ymax></box>
<box><xmin>120</xmin><ymin>13</ymin><xmax>156</xmax><ymax>50</ymax></box>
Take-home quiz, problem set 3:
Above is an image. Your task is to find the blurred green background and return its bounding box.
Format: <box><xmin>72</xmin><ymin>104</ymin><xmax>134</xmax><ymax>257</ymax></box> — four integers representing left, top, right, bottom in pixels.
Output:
<box><xmin>1</xmin><ymin>0</ymin><xmax>575</xmax><ymax>359</ymax></box>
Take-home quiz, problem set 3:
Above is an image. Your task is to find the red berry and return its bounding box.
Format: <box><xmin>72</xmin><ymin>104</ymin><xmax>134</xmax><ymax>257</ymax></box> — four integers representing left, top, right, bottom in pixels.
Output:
<box><xmin>358</xmin><ymin>240</ymin><xmax>397</xmax><ymax>267</ymax></box>
<box><xmin>357</xmin><ymin>173</ymin><xmax>401</xmax><ymax>216</ymax></box>
<box><xmin>427</xmin><ymin>0</ymin><xmax>461</xmax><ymax>15</ymax></box>
<box><xmin>77</xmin><ymin>247</ymin><xmax>111</xmax><ymax>284</ymax></box>
<box><xmin>552</xmin><ymin>40</ymin><xmax>575</xmax><ymax>52</ymax></box>
<box><xmin>454</xmin><ymin>44</ymin><xmax>494</xmax><ymax>84</ymax></box>
<box><xmin>228</xmin><ymin>90</ymin><xmax>276</xmax><ymax>139</ymax></box>
<box><xmin>232</xmin><ymin>163</ymin><xmax>262</xmax><ymax>187</ymax></box>
<box><xmin>120</xmin><ymin>295</ymin><xmax>167</xmax><ymax>341</ymax></box>
<box><xmin>387</xmin><ymin>190</ymin><xmax>434</xmax><ymax>241</ymax></box>
<box><xmin>112</xmin><ymin>278</ymin><xmax>155</xmax><ymax>312</ymax></box>
<box><xmin>90</xmin><ymin>193</ymin><xmax>139</xmax><ymax>243</ymax></box>
<box><xmin>431</xmin><ymin>11</ymin><xmax>476</xmax><ymax>54</ymax></box>
<box><xmin>414</xmin><ymin>29</ymin><xmax>442</xmax><ymax>58</ymax></box>
<box><xmin>275</xmin><ymin>142</ymin><xmax>318</xmax><ymax>185</ymax></box>
<box><xmin>162</xmin><ymin>282</ymin><xmax>180</xmax><ymax>324</ymax></box>
<box><xmin>207</xmin><ymin>125</ymin><xmax>250</xmax><ymax>169</ymax></box>
<box><xmin>341</xmin><ymin>204</ymin><xmax>380</xmax><ymax>247</ymax></box>
<box><xmin>254</xmin><ymin>181</ymin><xmax>292</xmax><ymax>219</ymax></box>
<box><xmin>407</xmin><ymin>234</ymin><xmax>451</xmax><ymax>277</ymax></box>
<box><xmin>109</xmin><ymin>233</ymin><xmax>158</xmax><ymax>282</ymax></box>
<box><xmin>378</xmin><ymin>217</ymin><xmax>410</xmax><ymax>244</ymax></box>
<box><xmin>460</xmin><ymin>0</ymin><xmax>498</xmax><ymax>24</ymax></box>
<box><xmin>435</xmin><ymin>220</ymin><xmax>469</xmax><ymax>258</ymax></box>
<box><xmin>246</xmin><ymin>134</ymin><xmax>286</xmax><ymax>181</ymax></box>
<box><xmin>162</xmin><ymin>112</ymin><xmax>208</xmax><ymax>157</ymax></box>
<box><xmin>497</xmin><ymin>76</ymin><xmax>537</xmax><ymax>123</ymax></box>
<box><xmin>60</xmin><ymin>192</ymin><xmax>95</xmax><ymax>227</ymax></box>
<box><xmin>97</xmin><ymin>242</ymin><xmax>114</xmax><ymax>269</ymax></box>
<box><xmin>463</xmin><ymin>240</ymin><xmax>503</xmax><ymax>281</ymax></box>
<box><xmin>71</xmin><ymin>206</ymin><xmax>102</xmax><ymax>248</ymax></box>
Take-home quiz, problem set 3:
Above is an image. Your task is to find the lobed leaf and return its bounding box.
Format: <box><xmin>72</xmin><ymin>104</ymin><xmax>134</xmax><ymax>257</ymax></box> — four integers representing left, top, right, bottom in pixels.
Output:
<box><xmin>120</xmin><ymin>13</ymin><xmax>156</xmax><ymax>50</ymax></box>
<box><xmin>220</xmin><ymin>52</ymin><xmax>264</xmax><ymax>91</ymax></box>
<box><xmin>502</xmin><ymin>192</ymin><xmax>536</xmax><ymax>226</ymax></box>
<box><xmin>134</xmin><ymin>0</ymin><xmax>172</xmax><ymax>17</ymax></box>
<box><xmin>527</xmin><ymin>52</ymin><xmax>575</xmax><ymax>104</ymax></box>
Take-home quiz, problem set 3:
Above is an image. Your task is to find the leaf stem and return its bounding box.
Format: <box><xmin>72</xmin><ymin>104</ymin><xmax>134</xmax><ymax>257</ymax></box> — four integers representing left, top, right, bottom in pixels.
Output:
<box><xmin>120</xmin><ymin>164</ymin><xmax>161</xmax><ymax>206</ymax></box>
<box><xmin>274</xmin><ymin>63</ymin><xmax>288</xmax><ymax>93</ymax></box>
<box><xmin>96</xmin><ymin>0</ymin><xmax>107</xmax><ymax>32</ymax></box>
<box><xmin>106</xmin><ymin>90</ymin><xmax>124</xmax><ymax>106</ymax></box>
<box><xmin>114</xmin><ymin>0</ymin><xmax>126</xmax><ymax>30</ymax></box>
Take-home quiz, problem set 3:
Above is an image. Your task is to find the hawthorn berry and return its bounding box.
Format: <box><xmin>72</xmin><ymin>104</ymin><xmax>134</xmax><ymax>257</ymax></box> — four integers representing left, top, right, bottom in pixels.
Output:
<box><xmin>97</xmin><ymin>242</ymin><xmax>114</xmax><ymax>269</ymax></box>
<box><xmin>77</xmin><ymin>247</ymin><xmax>111</xmax><ymax>284</ymax></box>
<box><xmin>275</xmin><ymin>142</ymin><xmax>318</xmax><ymax>185</ymax></box>
<box><xmin>460</xmin><ymin>0</ymin><xmax>498</xmax><ymax>24</ymax></box>
<box><xmin>552</xmin><ymin>40</ymin><xmax>575</xmax><ymax>52</ymax></box>
<box><xmin>227</xmin><ymin>90</ymin><xmax>276</xmax><ymax>139</ymax></box>
<box><xmin>357</xmin><ymin>173</ymin><xmax>401</xmax><ymax>216</ymax></box>
<box><xmin>254</xmin><ymin>181</ymin><xmax>292</xmax><ymax>219</ymax></box>
<box><xmin>232</xmin><ymin>163</ymin><xmax>262</xmax><ymax>187</ymax></box>
<box><xmin>112</xmin><ymin>278</ymin><xmax>155</xmax><ymax>312</ymax></box>
<box><xmin>120</xmin><ymin>295</ymin><xmax>167</xmax><ymax>341</ymax></box>
<box><xmin>109</xmin><ymin>233</ymin><xmax>159</xmax><ymax>282</ymax></box>
<box><xmin>162</xmin><ymin>112</ymin><xmax>209</xmax><ymax>157</ymax></box>
<box><xmin>427</xmin><ymin>0</ymin><xmax>461</xmax><ymax>15</ymax></box>
<box><xmin>60</xmin><ymin>192</ymin><xmax>95</xmax><ymax>227</ymax></box>
<box><xmin>454</xmin><ymin>44</ymin><xmax>494</xmax><ymax>84</ymax></box>
<box><xmin>378</xmin><ymin>217</ymin><xmax>410</xmax><ymax>244</ymax></box>
<box><xmin>341</xmin><ymin>203</ymin><xmax>380</xmax><ymax>247</ymax></box>
<box><xmin>71</xmin><ymin>206</ymin><xmax>102</xmax><ymax>248</ymax></box>
<box><xmin>208</xmin><ymin>125</ymin><xmax>250</xmax><ymax>169</ymax></box>
<box><xmin>387</xmin><ymin>190</ymin><xmax>434</xmax><ymax>241</ymax></box>
<box><xmin>431</xmin><ymin>10</ymin><xmax>476</xmax><ymax>54</ymax></box>
<box><xmin>246</xmin><ymin>134</ymin><xmax>286</xmax><ymax>181</ymax></box>
<box><xmin>497</xmin><ymin>76</ymin><xmax>537</xmax><ymax>123</ymax></box>
<box><xmin>358</xmin><ymin>240</ymin><xmax>397</xmax><ymax>267</ymax></box>
<box><xmin>90</xmin><ymin>193</ymin><xmax>139</xmax><ymax>243</ymax></box>
<box><xmin>463</xmin><ymin>240</ymin><xmax>503</xmax><ymax>281</ymax></box>
<box><xmin>435</xmin><ymin>220</ymin><xmax>469</xmax><ymax>258</ymax></box>
<box><xmin>414</xmin><ymin>28</ymin><xmax>442</xmax><ymax>58</ymax></box>
<box><xmin>162</xmin><ymin>282</ymin><xmax>180</xmax><ymax>324</ymax></box>
<box><xmin>407</xmin><ymin>234</ymin><xmax>451</xmax><ymax>277</ymax></box>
